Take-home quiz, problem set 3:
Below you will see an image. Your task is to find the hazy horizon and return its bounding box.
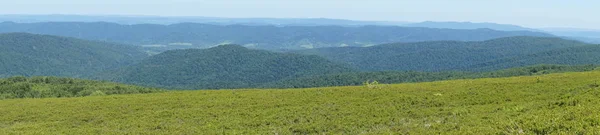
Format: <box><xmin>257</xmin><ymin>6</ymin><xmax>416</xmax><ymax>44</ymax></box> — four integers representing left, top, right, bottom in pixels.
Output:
<box><xmin>1</xmin><ymin>0</ymin><xmax>598</xmax><ymax>29</ymax></box>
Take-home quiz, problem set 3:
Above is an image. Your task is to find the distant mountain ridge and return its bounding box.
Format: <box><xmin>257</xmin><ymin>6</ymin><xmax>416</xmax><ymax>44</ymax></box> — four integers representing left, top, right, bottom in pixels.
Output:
<box><xmin>0</xmin><ymin>14</ymin><xmax>408</xmax><ymax>26</ymax></box>
<box><xmin>541</xmin><ymin>28</ymin><xmax>600</xmax><ymax>44</ymax></box>
<box><xmin>19</xmin><ymin>15</ymin><xmax>600</xmax><ymax>44</ymax></box>
<box><xmin>404</xmin><ymin>21</ymin><xmax>538</xmax><ymax>31</ymax></box>
<box><xmin>0</xmin><ymin>21</ymin><xmax>553</xmax><ymax>51</ymax></box>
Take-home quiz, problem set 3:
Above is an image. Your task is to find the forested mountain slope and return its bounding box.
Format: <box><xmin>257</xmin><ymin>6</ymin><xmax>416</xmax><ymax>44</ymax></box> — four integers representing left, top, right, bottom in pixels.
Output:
<box><xmin>470</xmin><ymin>45</ymin><xmax>600</xmax><ymax>71</ymax></box>
<box><xmin>296</xmin><ymin>36</ymin><xmax>588</xmax><ymax>71</ymax></box>
<box><xmin>100</xmin><ymin>45</ymin><xmax>354</xmax><ymax>89</ymax></box>
<box><xmin>262</xmin><ymin>64</ymin><xmax>597</xmax><ymax>88</ymax></box>
<box><xmin>0</xmin><ymin>33</ymin><xmax>148</xmax><ymax>78</ymax></box>
<box><xmin>0</xmin><ymin>22</ymin><xmax>553</xmax><ymax>50</ymax></box>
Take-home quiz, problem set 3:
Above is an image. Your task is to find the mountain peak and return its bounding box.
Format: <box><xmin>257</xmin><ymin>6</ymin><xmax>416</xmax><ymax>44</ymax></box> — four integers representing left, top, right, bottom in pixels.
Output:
<box><xmin>203</xmin><ymin>44</ymin><xmax>251</xmax><ymax>54</ymax></box>
<box><xmin>104</xmin><ymin>45</ymin><xmax>353</xmax><ymax>89</ymax></box>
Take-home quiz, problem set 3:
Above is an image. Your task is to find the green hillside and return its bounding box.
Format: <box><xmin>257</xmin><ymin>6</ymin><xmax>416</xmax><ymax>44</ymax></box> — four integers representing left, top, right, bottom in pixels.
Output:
<box><xmin>262</xmin><ymin>64</ymin><xmax>597</xmax><ymax>88</ymax></box>
<box><xmin>1</xmin><ymin>71</ymin><xmax>599</xmax><ymax>134</ymax></box>
<box><xmin>296</xmin><ymin>36</ymin><xmax>587</xmax><ymax>71</ymax></box>
<box><xmin>471</xmin><ymin>45</ymin><xmax>600</xmax><ymax>71</ymax></box>
<box><xmin>3</xmin><ymin>65</ymin><xmax>594</xmax><ymax>96</ymax></box>
<box><xmin>101</xmin><ymin>45</ymin><xmax>354</xmax><ymax>89</ymax></box>
<box><xmin>0</xmin><ymin>33</ymin><xmax>148</xmax><ymax>78</ymax></box>
<box><xmin>0</xmin><ymin>76</ymin><xmax>162</xmax><ymax>100</ymax></box>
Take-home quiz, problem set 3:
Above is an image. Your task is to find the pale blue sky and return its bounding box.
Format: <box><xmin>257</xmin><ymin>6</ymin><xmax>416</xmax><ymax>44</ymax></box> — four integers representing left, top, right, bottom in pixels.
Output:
<box><xmin>0</xmin><ymin>0</ymin><xmax>598</xmax><ymax>29</ymax></box>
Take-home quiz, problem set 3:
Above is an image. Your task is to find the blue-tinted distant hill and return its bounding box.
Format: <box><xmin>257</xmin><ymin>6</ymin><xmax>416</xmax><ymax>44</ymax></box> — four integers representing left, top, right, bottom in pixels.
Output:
<box><xmin>542</xmin><ymin>28</ymin><xmax>600</xmax><ymax>37</ymax></box>
<box><xmin>0</xmin><ymin>14</ymin><xmax>407</xmax><ymax>26</ymax></box>
<box><xmin>541</xmin><ymin>28</ymin><xmax>600</xmax><ymax>44</ymax></box>
<box><xmin>403</xmin><ymin>21</ymin><xmax>538</xmax><ymax>31</ymax></box>
<box><xmin>0</xmin><ymin>21</ymin><xmax>553</xmax><ymax>51</ymax></box>
<box><xmin>402</xmin><ymin>22</ymin><xmax>600</xmax><ymax>44</ymax></box>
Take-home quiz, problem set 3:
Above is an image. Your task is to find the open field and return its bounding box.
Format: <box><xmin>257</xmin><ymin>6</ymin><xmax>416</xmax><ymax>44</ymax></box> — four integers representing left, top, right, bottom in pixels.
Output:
<box><xmin>1</xmin><ymin>71</ymin><xmax>600</xmax><ymax>134</ymax></box>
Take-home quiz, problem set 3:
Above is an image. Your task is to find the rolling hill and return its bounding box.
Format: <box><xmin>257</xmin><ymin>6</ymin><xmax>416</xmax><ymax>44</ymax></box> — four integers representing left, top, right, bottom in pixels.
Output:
<box><xmin>0</xmin><ymin>33</ymin><xmax>148</xmax><ymax>78</ymax></box>
<box><xmin>262</xmin><ymin>65</ymin><xmax>597</xmax><ymax>88</ymax></box>
<box><xmin>296</xmin><ymin>36</ymin><xmax>589</xmax><ymax>72</ymax></box>
<box><xmin>0</xmin><ymin>22</ymin><xmax>553</xmax><ymax>51</ymax></box>
<box><xmin>470</xmin><ymin>45</ymin><xmax>600</xmax><ymax>71</ymax></box>
<box><xmin>2</xmin><ymin>71</ymin><xmax>599</xmax><ymax>134</ymax></box>
<box><xmin>100</xmin><ymin>45</ymin><xmax>354</xmax><ymax>89</ymax></box>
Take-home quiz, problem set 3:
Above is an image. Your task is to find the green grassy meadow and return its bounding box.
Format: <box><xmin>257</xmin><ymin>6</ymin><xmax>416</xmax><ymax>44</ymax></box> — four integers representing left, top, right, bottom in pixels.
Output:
<box><xmin>1</xmin><ymin>71</ymin><xmax>600</xmax><ymax>134</ymax></box>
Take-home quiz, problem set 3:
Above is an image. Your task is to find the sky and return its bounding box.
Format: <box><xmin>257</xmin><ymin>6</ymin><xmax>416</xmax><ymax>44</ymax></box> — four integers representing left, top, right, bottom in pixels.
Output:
<box><xmin>0</xmin><ymin>0</ymin><xmax>598</xmax><ymax>29</ymax></box>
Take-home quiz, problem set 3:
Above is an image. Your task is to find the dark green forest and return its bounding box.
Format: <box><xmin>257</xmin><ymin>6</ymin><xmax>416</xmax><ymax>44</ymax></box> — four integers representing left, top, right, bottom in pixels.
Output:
<box><xmin>98</xmin><ymin>45</ymin><xmax>354</xmax><ymax>89</ymax></box>
<box><xmin>470</xmin><ymin>45</ymin><xmax>600</xmax><ymax>71</ymax></box>
<box><xmin>3</xmin><ymin>64</ymin><xmax>592</xmax><ymax>97</ymax></box>
<box><xmin>0</xmin><ymin>76</ymin><xmax>162</xmax><ymax>100</ymax></box>
<box><xmin>296</xmin><ymin>36</ymin><xmax>592</xmax><ymax>71</ymax></box>
<box><xmin>2</xmin><ymin>33</ymin><xmax>600</xmax><ymax>90</ymax></box>
<box><xmin>0</xmin><ymin>33</ymin><xmax>148</xmax><ymax>78</ymax></box>
<box><xmin>0</xmin><ymin>22</ymin><xmax>552</xmax><ymax>51</ymax></box>
<box><xmin>263</xmin><ymin>64</ymin><xmax>597</xmax><ymax>88</ymax></box>
<box><xmin>100</xmin><ymin>46</ymin><xmax>597</xmax><ymax>89</ymax></box>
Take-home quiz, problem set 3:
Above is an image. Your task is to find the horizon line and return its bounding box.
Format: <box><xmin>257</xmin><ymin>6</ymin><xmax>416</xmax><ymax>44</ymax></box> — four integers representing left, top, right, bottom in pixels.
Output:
<box><xmin>0</xmin><ymin>13</ymin><xmax>598</xmax><ymax>30</ymax></box>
